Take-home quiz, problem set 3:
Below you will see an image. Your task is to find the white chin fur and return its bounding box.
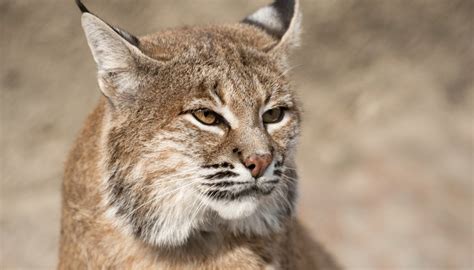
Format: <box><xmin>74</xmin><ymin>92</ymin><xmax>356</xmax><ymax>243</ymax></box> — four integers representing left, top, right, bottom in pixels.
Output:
<box><xmin>208</xmin><ymin>197</ymin><xmax>259</xmax><ymax>220</ymax></box>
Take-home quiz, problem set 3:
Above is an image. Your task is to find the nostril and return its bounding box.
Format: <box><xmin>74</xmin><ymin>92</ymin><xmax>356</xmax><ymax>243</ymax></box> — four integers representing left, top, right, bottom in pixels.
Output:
<box><xmin>244</xmin><ymin>154</ymin><xmax>273</xmax><ymax>178</ymax></box>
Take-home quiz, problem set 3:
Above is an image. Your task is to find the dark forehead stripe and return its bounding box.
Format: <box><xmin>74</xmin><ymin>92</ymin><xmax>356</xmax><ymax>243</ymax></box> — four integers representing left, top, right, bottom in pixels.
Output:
<box><xmin>211</xmin><ymin>81</ymin><xmax>226</xmax><ymax>106</ymax></box>
<box><xmin>192</xmin><ymin>80</ymin><xmax>226</xmax><ymax>108</ymax></box>
<box><xmin>222</xmin><ymin>65</ymin><xmax>271</xmax><ymax>109</ymax></box>
<box><xmin>264</xmin><ymin>91</ymin><xmax>272</xmax><ymax>105</ymax></box>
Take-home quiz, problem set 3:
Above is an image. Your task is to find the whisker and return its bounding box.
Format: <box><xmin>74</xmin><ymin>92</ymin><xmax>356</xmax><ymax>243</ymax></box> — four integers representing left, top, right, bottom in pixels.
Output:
<box><xmin>124</xmin><ymin>178</ymin><xmax>200</xmax><ymax>219</ymax></box>
<box><xmin>144</xmin><ymin>170</ymin><xmax>202</xmax><ymax>188</ymax></box>
<box><xmin>187</xmin><ymin>192</ymin><xmax>204</xmax><ymax>227</ymax></box>
<box><xmin>280</xmin><ymin>166</ymin><xmax>297</xmax><ymax>171</ymax></box>
<box><xmin>279</xmin><ymin>176</ymin><xmax>297</xmax><ymax>184</ymax></box>
<box><xmin>188</xmin><ymin>187</ymin><xmax>212</xmax><ymax>228</ymax></box>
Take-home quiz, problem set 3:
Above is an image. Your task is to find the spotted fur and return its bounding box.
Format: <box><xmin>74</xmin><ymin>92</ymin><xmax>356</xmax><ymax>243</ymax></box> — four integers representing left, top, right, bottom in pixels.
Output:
<box><xmin>59</xmin><ymin>0</ymin><xmax>340</xmax><ymax>269</ymax></box>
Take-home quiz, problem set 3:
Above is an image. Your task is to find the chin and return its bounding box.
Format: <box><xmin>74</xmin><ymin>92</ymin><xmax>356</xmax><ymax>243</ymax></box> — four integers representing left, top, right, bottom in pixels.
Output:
<box><xmin>207</xmin><ymin>196</ymin><xmax>260</xmax><ymax>220</ymax></box>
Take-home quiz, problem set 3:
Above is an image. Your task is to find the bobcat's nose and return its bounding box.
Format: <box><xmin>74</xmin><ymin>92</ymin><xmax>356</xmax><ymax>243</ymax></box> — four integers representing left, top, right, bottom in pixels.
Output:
<box><xmin>244</xmin><ymin>154</ymin><xmax>273</xmax><ymax>178</ymax></box>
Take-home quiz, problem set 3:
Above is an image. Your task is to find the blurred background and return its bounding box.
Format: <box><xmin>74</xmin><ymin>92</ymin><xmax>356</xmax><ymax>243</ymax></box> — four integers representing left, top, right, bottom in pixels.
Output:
<box><xmin>1</xmin><ymin>0</ymin><xmax>473</xmax><ymax>269</ymax></box>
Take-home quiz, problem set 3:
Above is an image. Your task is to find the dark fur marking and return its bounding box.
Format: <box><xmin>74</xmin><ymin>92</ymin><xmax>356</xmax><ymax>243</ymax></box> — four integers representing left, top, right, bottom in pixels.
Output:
<box><xmin>75</xmin><ymin>0</ymin><xmax>89</xmax><ymax>13</ymax></box>
<box><xmin>274</xmin><ymin>156</ymin><xmax>286</xmax><ymax>168</ymax></box>
<box><xmin>274</xmin><ymin>170</ymin><xmax>282</xmax><ymax>176</ymax></box>
<box><xmin>242</xmin><ymin>0</ymin><xmax>296</xmax><ymax>39</ymax></box>
<box><xmin>205</xmin><ymin>186</ymin><xmax>275</xmax><ymax>201</ymax></box>
<box><xmin>202</xmin><ymin>162</ymin><xmax>235</xmax><ymax>169</ymax></box>
<box><xmin>74</xmin><ymin>0</ymin><xmax>140</xmax><ymax>47</ymax></box>
<box><xmin>202</xmin><ymin>181</ymin><xmax>250</xmax><ymax>188</ymax></box>
<box><xmin>221</xmin><ymin>162</ymin><xmax>234</xmax><ymax>169</ymax></box>
<box><xmin>112</xmin><ymin>26</ymin><xmax>140</xmax><ymax>47</ymax></box>
<box><xmin>205</xmin><ymin>189</ymin><xmax>229</xmax><ymax>200</ymax></box>
<box><xmin>204</xmin><ymin>171</ymin><xmax>238</xmax><ymax>180</ymax></box>
<box><xmin>232</xmin><ymin>187</ymin><xmax>261</xmax><ymax>199</ymax></box>
<box><xmin>263</xmin><ymin>179</ymin><xmax>280</xmax><ymax>185</ymax></box>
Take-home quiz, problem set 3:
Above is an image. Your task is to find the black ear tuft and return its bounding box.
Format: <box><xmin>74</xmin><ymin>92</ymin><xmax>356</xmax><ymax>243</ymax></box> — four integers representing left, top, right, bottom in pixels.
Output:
<box><xmin>75</xmin><ymin>0</ymin><xmax>90</xmax><ymax>14</ymax></box>
<box><xmin>243</xmin><ymin>0</ymin><xmax>298</xmax><ymax>40</ymax></box>
<box><xmin>75</xmin><ymin>0</ymin><xmax>140</xmax><ymax>47</ymax></box>
<box><xmin>272</xmin><ymin>0</ymin><xmax>295</xmax><ymax>33</ymax></box>
<box><xmin>112</xmin><ymin>26</ymin><xmax>140</xmax><ymax>47</ymax></box>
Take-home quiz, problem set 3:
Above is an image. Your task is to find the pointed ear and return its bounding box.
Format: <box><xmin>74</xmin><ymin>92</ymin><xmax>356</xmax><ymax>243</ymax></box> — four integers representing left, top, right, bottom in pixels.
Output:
<box><xmin>81</xmin><ymin>13</ymin><xmax>140</xmax><ymax>73</ymax></box>
<box><xmin>243</xmin><ymin>0</ymin><xmax>302</xmax><ymax>53</ymax></box>
<box><xmin>79</xmin><ymin>10</ymin><xmax>156</xmax><ymax>105</ymax></box>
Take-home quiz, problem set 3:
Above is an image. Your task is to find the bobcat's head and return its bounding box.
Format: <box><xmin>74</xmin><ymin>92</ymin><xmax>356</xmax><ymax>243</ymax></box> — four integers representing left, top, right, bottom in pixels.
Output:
<box><xmin>78</xmin><ymin>0</ymin><xmax>302</xmax><ymax>247</ymax></box>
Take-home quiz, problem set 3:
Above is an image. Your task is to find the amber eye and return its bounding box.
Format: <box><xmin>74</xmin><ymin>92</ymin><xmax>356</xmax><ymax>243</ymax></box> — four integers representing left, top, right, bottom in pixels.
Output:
<box><xmin>192</xmin><ymin>109</ymin><xmax>221</xmax><ymax>125</ymax></box>
<box><xmin>262</xmin><ymin>107</ymin><xmax>285</xmax><ymax>124</ymax></box>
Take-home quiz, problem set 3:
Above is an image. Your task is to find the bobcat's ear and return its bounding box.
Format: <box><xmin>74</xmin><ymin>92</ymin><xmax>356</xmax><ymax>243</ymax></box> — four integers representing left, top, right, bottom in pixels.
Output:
<box><xmin>243</xmin><ymin>0</ymin><xmax>302</xmax><ymax>53</ymax></box>
<box><xmin>77</xmin><ymin>1</ymin><xmax>156</xmax><ymax>105</ymax></box>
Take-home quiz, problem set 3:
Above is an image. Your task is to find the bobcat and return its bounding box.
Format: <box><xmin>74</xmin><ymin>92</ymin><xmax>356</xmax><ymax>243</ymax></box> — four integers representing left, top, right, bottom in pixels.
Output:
<box><xmin>59</xmin><ymin>0</ymin><xmax>341</xmax><ymax>269</ymax></box>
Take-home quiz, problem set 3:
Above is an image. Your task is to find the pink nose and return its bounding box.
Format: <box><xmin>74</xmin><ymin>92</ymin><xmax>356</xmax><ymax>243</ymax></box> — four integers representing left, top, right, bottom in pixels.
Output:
<box><xmin>244</xmin><ymin>154</ymin><xmax>273</xmax><ymax>178</ymax></box>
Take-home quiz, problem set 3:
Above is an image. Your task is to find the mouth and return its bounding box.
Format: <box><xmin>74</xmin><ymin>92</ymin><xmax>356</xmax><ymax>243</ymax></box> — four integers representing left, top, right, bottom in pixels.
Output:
<box><xmin>204</xmin><ymin>180</ymin><xmax>278</xmax><ymax>201</ymax></box>
<box><xmin>199</xmin><ymin>169</ymin><xmax>283</xmax><ymax>220</ymax></box>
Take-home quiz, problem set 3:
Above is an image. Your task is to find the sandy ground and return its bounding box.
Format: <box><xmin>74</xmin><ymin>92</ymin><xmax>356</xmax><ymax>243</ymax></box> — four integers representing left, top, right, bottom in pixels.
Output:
<box><xmin>1</xmin><ymin>0</ymin><xmax>473</xmax><ymax>269</ymax></box>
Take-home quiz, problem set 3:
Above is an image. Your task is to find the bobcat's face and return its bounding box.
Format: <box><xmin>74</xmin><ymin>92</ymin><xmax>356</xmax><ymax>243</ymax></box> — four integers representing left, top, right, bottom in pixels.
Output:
<box><xmin>79</xmin><ymin>0</ymin><xmax>302</xmax><ymax>247</ymax></box>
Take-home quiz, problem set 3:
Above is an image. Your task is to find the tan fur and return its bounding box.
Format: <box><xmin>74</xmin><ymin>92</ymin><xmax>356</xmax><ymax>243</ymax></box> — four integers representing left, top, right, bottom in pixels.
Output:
<box><xmin>59</xmin><ymin>1</ymin><xmax>340</xmax><ymax>269</ymax></box>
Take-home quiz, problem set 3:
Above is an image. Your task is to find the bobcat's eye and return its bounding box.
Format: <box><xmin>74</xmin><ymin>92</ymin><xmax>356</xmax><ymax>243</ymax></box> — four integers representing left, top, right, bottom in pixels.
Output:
<box><xmin>262</xmin><ymin>107</ymin><xmax>285</xmax><ymax>124</ymax></box>
<box><xmin>192</xmin><ymin>109</ymin><xmax>221</xmax><ymax>125</ymax></box>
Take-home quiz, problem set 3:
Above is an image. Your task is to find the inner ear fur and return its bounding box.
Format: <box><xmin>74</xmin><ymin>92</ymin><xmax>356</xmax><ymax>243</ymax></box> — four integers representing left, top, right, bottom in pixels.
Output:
<box><xmin>79</xmin><ymin>6</ymin><xmax>161</xmax><ymax>105</ymax></box>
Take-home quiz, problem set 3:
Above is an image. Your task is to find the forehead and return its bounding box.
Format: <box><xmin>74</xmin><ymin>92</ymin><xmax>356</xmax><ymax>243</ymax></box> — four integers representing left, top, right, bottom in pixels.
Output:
<box><xmin>139</xmin><ymin>24</ymin><xmax>292</xmax><ymax>109</ymax></box>
<box><xmin>187</xmin><ymin>52</ymin><xmax>290</xmax><ymax>114</ymax></box>
<box><xmin>139</xmin><ymin>24</ymin><xmax>276</xmax><ymax>60</ymax></box>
